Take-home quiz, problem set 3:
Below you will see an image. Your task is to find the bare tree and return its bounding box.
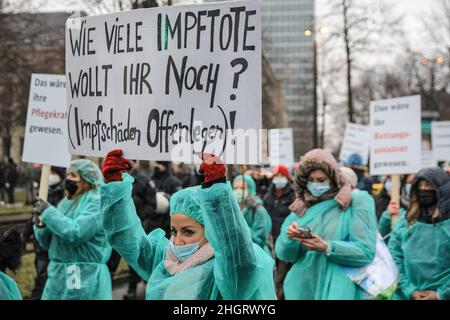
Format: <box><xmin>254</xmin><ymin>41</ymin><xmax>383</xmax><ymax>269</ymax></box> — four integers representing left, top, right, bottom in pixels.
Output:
<box><xmin>0</xmin><ymin>1</ymin><xmax>50</xmax><ymax>159</ymax></box>
<box><xmin>420</xmin><ymin>0</ymin><xmax>450</xmax><ymax>91</ymax></box>
<box><xmin>319</xmin><ymin>0</ymin><xmax>403</xmax><ymax>124</ymax></box>
<box><xmin>64</xmin><ymin>0</ymin><xmax>176</xmax><ymax>15</ymax></box>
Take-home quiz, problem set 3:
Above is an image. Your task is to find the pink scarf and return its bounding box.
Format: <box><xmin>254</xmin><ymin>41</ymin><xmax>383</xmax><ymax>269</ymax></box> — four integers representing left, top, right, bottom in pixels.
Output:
<box><xmin>164</xmin><ymin>243</ymin><xmax>214</xmax><ymax>276</ymax></box>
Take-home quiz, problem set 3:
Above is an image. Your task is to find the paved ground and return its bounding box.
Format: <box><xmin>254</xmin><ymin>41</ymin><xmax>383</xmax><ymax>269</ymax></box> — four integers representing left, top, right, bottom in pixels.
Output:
<box><xmin>112</xmin><ymin>282</ymin><xmax>146</xmax><ymax>300</ymax></box>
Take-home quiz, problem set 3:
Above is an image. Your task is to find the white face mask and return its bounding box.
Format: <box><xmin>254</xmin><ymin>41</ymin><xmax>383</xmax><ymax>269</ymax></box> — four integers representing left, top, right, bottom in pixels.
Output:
<box><xmin>307</xmin><ymin>180</ymin><xmax>331</xmax><ymax>197</ymax></box>
<box><xmin>169</xmin><ymin>237</ymin><xmax>205</xmax><ymax>262</ymax></box>
<box><xmin>234</xmin><ymin>188</ymin><xmax>246</xmax><ymax>203</ymax></box>
<box><xmin>48</xmin><ymin>174</ymin><xmax>62</xmax><ymax>186</ymax></box>
<box><xmin>273</xmin><ymin>177</ymin><xmax>288</xmax><ymax>189</ymax></box>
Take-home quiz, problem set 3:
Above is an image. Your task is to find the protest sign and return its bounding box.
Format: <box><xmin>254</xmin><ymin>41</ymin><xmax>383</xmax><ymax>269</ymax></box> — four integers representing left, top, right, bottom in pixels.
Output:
<box><xmin>65</xmin><ymin>0</ymin><xmax>262</xmax><ymax>164</ymax></box>
<box><xmin>269</xmin><ymin>128</ymin><xmax>294</xmax><ymax>167</ymax></box>
<box><xmin>431</xmin><ymin>121</ymin><xmax>450</xmax><ymax>161</ymax></box>
<box><xmin>339</xmin><ymin>123</ymin><xmax>370</xmax><ymax>166</ymax></box>
<box><xmin>369</xmin><ymin>95</ymin><xmax>421</xmax><ymax>176</ymax></box>
<box><xmin>421</xmin><ymin>150</ymin><xmax>437</xmax><ymax>169</ymax></box>
<box><xmin>22</xmin><ymin>74</ymin><xmax>71</xmax><ymax>168</ymax></box>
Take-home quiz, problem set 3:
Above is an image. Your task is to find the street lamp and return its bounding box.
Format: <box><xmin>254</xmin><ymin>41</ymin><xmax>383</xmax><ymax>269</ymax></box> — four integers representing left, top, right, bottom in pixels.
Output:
<box><xmin>436</xmin><ymin>56</ymin><xmax>445</xmax><ymax>64</ymax></box>
<box><xmin>420</xmin><ymin>56</ymin><xmax>446</xmax><ymax>91</ymax></box>
<box><xmin>304</xmin><ymin>27</ymin><xmax>328</xmax><ymax>149</ymax></box>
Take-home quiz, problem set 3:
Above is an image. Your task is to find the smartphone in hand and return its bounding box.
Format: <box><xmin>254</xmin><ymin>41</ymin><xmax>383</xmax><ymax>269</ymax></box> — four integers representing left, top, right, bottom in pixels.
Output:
<box><xmin>296</xmin><ymin>226</ymin><xmax>313</xmax><ymax>238</ymax></box>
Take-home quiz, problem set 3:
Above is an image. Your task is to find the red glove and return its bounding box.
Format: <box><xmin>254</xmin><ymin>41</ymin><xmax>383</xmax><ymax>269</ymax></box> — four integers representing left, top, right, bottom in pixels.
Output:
<box><xmin>102</xmin><ymin>149</ymin><xmax>130</xmax><ymax>183</ymax></box>
<box><xmin>198</xmin><ymin>153</ymin><xmax>227</xmax><ymax>184</ymax></box>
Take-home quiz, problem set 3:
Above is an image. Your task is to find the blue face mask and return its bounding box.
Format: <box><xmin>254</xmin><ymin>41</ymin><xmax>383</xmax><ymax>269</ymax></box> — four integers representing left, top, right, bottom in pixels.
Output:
<box><xmin>169</xmin><ymin>237</ymin><xmax>204</xmax><ymax>262</ymax></box>
<box><xmin>273</xmin><ymin>177</ymin><xmax>288</xmax><ymax>189</ymax></box>
<box><xmin>405</xmin><ymin>184</ymin><xmax>412</xmax><ymax>196</ymax></box>
<box><xmin>307</xmin><ymin>181</ymin><xmax>331</xmax><ymax>197</ymax></box>
<box><xmin>385</xmin><ymin>181</ymin><xmax>392</xmax><ymax>193</ymax></box>
<box><xmin>234</xmin><ymin>189</ymin><xmax>245</xmax><ymax>203</ymax></box>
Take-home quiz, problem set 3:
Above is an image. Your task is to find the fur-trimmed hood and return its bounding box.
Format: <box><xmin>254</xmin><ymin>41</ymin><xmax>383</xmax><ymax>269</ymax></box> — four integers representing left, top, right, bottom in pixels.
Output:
<box><xmin>289</xmin><ymin>149</ymin><xmax>352</xmax><ymax>216</ymax></box>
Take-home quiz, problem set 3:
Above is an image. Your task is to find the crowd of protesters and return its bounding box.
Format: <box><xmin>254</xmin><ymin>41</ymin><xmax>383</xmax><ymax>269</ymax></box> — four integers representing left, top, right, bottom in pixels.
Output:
<box><xmin>1</xmin><ymin>150</ymin><xmax>449</xmax><ymax>300</ymax></box>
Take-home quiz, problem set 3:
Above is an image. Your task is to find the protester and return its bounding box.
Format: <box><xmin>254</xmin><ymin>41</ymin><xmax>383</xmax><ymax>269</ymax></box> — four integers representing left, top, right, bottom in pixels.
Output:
<box><xmin>47</xmin><ymin>167</ymin><xmax>66</xmax><ymax>205</ymax></box>
<box><xmin>153</xmin><ymin>161</ymin><xmax>183</xmax><ymax>196</ymax></box>
<box><xmin>263</xmin><ymin>164</ymin><xmax>295</xmax><ymax>299</ymax></box>
<box><xmin>21</xmin><ymin>166</ymin><xmax>66</xmax><ymax>300</ymax></box>
<box><xmin>340</xmin><ymin>167</ymin><xmax>358</xmax><ymax>190</ymax></box>
<box><xmin>122</xmin><ymin>159</ymin><xmax>158</xmax><ymax>300</ymax></box>
<box><xmin>233</xmin><ymin>174</ymin><xmax>272</xmax><ymax>256</ymax></box>
<box><xmin>101</xmin><ymin>150</ymin><xmax>276</xmax><ymax>299</ymax></box>
<box><xmin>375</xmin><ymin>176</ymin><xmax>392</xmax><ymax>220</ymax></box>
<box><xmin>250</xmin><ymin>166</ymin><xmax>273</xmax><ymax>199</ymax></box>
<box><xmin>32</xmin><ymin>159</ymin><xmax>112</xmax><ymax>300</ymax></box>
<box><xmin>378</xmin><ymin>174</ymin><xmax>415</xmax><ymax>241</ymax></box>
<box><xmin>5</xmin><ymin>158</ymin><xmax>18</xmax><ymax>204</ymax></box>
<box><xmin>346</xmin><ymin>154</ymin><xmax>372</xmax><ymax>193</ymax></box>
<box><xmin>276</xmin><ymin>149</ymin><xmax>377</xmax><ymax>300</ymax></box>
<box><xmin>389</xmin><ymin>168</ymin><xmax>450</xmax><ymax>300</ymax></box>
<box><xmin>0</xmin><ymin>162</ymin><xmax>6</xmax><ymax>205</ymax></box>
<box><xmin>172</xmin><ymin>163</ymin><xmax>194</xmax><ymax>188</ymax></box>
<box><xmin>0</xmin><ymin>228</ymin><xmax>23</xmax><ymax>300</ymax></box>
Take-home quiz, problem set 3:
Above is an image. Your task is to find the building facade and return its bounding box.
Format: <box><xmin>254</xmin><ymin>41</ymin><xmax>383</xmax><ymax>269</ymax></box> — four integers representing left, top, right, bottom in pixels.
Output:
<box><xmin>261</xmin><ymin>0</ymin><xmax>315</xmax><ymax>157</ymax></box>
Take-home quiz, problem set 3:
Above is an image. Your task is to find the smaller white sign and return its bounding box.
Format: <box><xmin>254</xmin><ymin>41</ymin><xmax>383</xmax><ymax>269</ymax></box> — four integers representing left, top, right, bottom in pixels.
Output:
<box><xmin>269</xmin><ymin>128</ymin><xmax>295</xmax><ymax>167</ymax></box>
<box><xmin>22</xmin><ymin>74</ymin><xmax>71</xmax><ymax>168</ymax></box>
<box><xmin>432</xmin><ymin>121</ymin><xmax>450</xmax><ymax>161</ymax></box>
<box><xmin>421</xmin><ymin>150</ymin><xmax>437</xmax><ymax>169</ymax></box>
<box><xmin>369</xmin><ymin>95</ymin><xmax>422</xmax><ymax>176</ymax></box>
<box><xmin>339</xmin><ymin>123</ymin><xmax>370</xmax><ymax>166</ymax></box>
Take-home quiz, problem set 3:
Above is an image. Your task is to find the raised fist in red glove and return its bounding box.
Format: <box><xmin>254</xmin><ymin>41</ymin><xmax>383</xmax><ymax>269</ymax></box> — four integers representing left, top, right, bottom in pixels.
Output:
<box><xmin>102</xmin><ymin>149</ymin><xmax>131</xmax><ymax>183</ymax></box>
<box><xmin>198</xmin><ymin>153</ymin><xmax>227</xmax><ymax>186</ymax></box>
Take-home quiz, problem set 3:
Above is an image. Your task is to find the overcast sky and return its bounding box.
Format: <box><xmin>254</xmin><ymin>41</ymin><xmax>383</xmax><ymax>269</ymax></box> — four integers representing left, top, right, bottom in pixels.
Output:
<box><xmin>36</xmin><ymin>0</ymin><xmax>434</xmax><ymax>48</ymax></box>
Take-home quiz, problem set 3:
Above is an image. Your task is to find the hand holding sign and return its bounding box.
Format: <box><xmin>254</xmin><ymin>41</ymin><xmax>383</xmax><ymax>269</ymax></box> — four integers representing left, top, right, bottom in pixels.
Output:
<box><xmin>102</xmin><ymin>149</ymin><xmax>131</xmax><ymax>183</ymax></box>
<box><xmin>22</xmin><ymin>74</ymin><xmax>72</xmax><ymax>227</ymax></box>
<box><xmin>387</xmin><ymin>200</ymin><xmax>400</xmax><ymax>217</ymax></box>
<box><xmin>198</xmin><ymin>153</ymin><xmax>227</xmax><ymax>184</ymax></box>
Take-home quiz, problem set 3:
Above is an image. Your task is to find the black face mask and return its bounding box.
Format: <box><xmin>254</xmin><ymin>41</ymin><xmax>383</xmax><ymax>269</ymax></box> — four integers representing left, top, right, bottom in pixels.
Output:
<box><xmin>64</xmin><ymin>179</ymin><xmax>79</xmax><ymax>197</ymax></box>
<box><xmin>417</xmin><ymin>190</ymin><xmax>437</xmax><ymax>208</ymax></box>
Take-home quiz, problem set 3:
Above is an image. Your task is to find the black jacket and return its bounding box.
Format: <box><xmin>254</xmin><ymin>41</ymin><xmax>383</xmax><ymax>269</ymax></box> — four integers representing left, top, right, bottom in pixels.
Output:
<box><xmin>263</xmin><ymin>183</ymin><xmax>296</xmax><ymax>240</ymax></box>
<box><xmin>129</xmin><ymin>170</ymin><xmax>169</xmax><ymax>235</ymax></box>
<box><xmin>130</xmin><ymin>170</ymin><xmax>157</xmax><ymax>219</ymax></box>
<box><xmin>154</xmin><ymin>171</ymin><xmax>183</xmax><ymax>196</ymax></box>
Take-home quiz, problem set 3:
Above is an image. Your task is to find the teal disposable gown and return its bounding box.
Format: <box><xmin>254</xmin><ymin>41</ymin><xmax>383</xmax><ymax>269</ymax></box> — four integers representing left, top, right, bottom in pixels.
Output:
<box><xmin>275</xmin><ymin>190</ymin><xmax>377</xmax><ymax>300</ymax></box>
<box><xmin>378</xmin><ymin>208</ymin><xmax>406</xmax><ymax>242</ymax></box>
<box><xmin>242</xmin><ymin>197</ymin><xmax>273</xmax><ymax>256</ymax></box>
<box><xmin>101</xmin><ymin>174</ymin><xmax>276</xmax><ymax>300</ymax></box>
<box><xmin>0</xmin><ymin>271</ymin><xmax>22</xmax><ymax>300</ymax></box>
<box><xmin>33</xmin><ymin>189</ymin><xmax>112</xmax><ymax>300</ymax></box>
<box><xmin>388</xmin><ymin>219</ymin><xmax>450</xmax><ymax>300</ymax></box>
<box><xmin>234</xmin><ymin>175</ymin><xmax>272</xmax><ymax>255</ymax></box>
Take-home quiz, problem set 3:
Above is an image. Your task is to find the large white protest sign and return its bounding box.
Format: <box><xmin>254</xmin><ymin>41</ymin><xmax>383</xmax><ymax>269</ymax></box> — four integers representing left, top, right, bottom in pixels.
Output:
<box><xmin>432</xmin><ymin>121</ymin><xmax>450</xmax><ymax>161</ymax></box>
<box><xmin>369</xmin><ymin>95</ymin><xmax>421</xmax><ymax>176</ymax></box>
<box><xmin>22</xmin><ymin>74</ymin><xmax>71</xmax><ymax>168</ymax></box>
<box><xmin>269</xmin><ymin>128</ymin><xmax>294</xmax><ymax>167</ymax></box>
<box><xmin>339</xmin><ymin>123</ymin><xmax>370</xmax><ymax>166</ymax></box>
<box><xmin>66</xmin><ymin>0</ymin><xmax>261</xmax><ymax>164</ymax></box>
